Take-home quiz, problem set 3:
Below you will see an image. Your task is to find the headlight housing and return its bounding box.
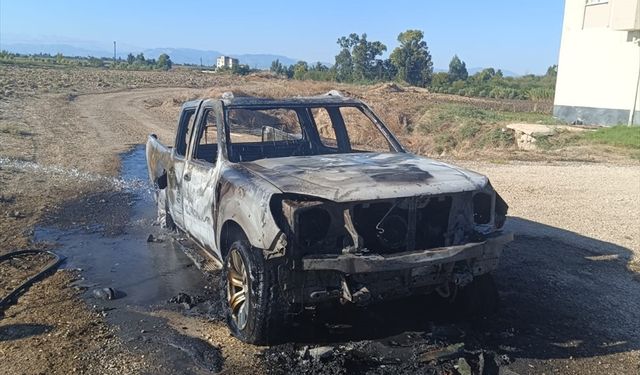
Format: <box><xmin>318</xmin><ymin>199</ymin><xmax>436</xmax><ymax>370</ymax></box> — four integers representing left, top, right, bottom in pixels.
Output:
<box><xmin>297</xmin><ymin>206</ymin><xmax>331</xmax><ymax>246</ymax></box>
<box><xmin>278</xmin><ymin>198</ymin><xmax>335</xmax><ymax>252</ymax></box>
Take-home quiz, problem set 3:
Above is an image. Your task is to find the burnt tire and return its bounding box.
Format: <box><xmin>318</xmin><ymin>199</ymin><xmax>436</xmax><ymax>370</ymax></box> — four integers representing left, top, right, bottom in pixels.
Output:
<box><xmin>454</xmin><ymin>274</ymin><xmax>499</xmax><ymax>318</ymax></box>
<box><xmin>223</xmin><ymin>240</ymin><xmax>284</xmax><ymax>344</ymax></box>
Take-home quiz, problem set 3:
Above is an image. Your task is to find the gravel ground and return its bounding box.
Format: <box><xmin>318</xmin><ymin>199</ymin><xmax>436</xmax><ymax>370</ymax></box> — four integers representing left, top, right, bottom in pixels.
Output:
<box><xmin>463</xmin><ymin>161</ymin><xmax>640</xmax><ymax>262</ymax></box>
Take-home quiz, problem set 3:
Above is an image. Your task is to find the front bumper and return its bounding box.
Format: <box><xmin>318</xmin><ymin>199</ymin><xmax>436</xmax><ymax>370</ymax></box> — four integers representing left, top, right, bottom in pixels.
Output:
<box><xmin>301</xmin><ymin>232</ymin><xmax>513</xmax><ymax>274</ymax></box>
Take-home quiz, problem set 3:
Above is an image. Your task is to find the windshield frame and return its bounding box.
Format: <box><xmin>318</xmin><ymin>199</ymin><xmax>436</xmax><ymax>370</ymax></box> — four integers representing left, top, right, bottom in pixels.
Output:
<box><xmin>222</xmin><ymin>103</ymin><xmax>406</xmax><ymax>163</ymax></box>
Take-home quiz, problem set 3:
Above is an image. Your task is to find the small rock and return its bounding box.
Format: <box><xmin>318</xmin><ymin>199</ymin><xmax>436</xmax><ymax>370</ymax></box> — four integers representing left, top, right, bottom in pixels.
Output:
<box><xmin>168</xmin><ymin>292</ymin><xmax>195</xmax><ymax>307</ymax></box>
<box><xmin>496</xmin><ymin>353</ymin><xmax>512</xmax><ymax>366</ymax></box>
<box><xmin>0</xmin><ymin>195</ymin><xmax>15</xmax><ymax>204</ymax></box>
<box><xmin>420</xmin><ymin>343</ymin><xmax>464</xmax><ymax>362</ymax></box>
<box><xmin>7</xmin><ymin>210</ymin><xmax>24</xmax><ymax>218</ymax></box>
<box><xmin>147</xmin><ymin>234</ymin><xmax>164</xmax><ymax>243</ymax></box>
<box><xmin>308</xmin><ymin>346</ymin><xmax>334</xmax><ymax>361</ymax></box>
<box><xmin>92</xmin><ymin>287</ymin><xmax>116</xmax><ymax>300</ymax></box>
<box><xmin>456</xmin><ymin>357</ymin><xmax>472</xmax><ymax>375</ymax></box>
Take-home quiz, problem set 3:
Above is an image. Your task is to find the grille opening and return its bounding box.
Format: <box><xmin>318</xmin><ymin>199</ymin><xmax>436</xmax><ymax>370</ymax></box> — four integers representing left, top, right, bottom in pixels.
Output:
<box><xmin>353</xmin><ymin>196</ymin><xmax>453</xmax><ymax>253</ymax></box>
<box><xmin>354</xmin><ymin>202</ymin><xmax>405</xmax><ymax>253</ymax></box>
<box><xmin>415</xmin><ymin>196</ymin><xmax>452</xmax><ymax>249</ymax></box>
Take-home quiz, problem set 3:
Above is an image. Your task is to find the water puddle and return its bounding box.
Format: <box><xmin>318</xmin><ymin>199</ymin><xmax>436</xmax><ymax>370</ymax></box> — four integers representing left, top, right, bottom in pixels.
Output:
<box><xmin>34</xmin><ymin>145</ymin><xmax>223</xmax><ymax>373</ymax></box>
<box><xmin>0</xmin><ymin>155</ymin><xmax>149</xmax><ymax>192</ymax></box>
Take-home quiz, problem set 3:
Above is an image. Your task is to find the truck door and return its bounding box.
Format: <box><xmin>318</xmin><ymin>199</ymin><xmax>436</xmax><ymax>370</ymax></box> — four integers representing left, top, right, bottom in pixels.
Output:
<box><xmin>182</xmin><ymin>102</ymin><xmax>222</xmax><ymax>254</ymax></box>
<box><xmin>166</xmin><ymin>102</ymin><xmax>199</xmax><ymax>229</ymax></box>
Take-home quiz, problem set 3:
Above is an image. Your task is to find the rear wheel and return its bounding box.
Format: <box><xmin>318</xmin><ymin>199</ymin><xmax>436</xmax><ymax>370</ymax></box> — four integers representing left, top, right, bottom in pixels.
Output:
<box><xmin>223</xmin><ymin>240</ymin><xmax>285</xmax><ymax>344</ymax></box>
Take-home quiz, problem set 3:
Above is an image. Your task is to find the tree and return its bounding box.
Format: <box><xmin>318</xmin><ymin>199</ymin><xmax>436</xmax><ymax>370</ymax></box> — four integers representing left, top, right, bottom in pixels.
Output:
<box><xmin>55</xmin><ymin>53</ymin><xmax>65</xmax><ymax>64</ymax></box>
<box><xmin>135</xmin><ymin>53</ymin><xmax>146</xmax><ymax>64</ymax></box>
<box><xmin>311</xmin><ymin>62</ymin><xmax>328</xmax><ymax>72</ymax></box>
<box><xmin>231</xmin><ymin>64</ymin><xmax>251</xmax><ymax>75</ymax></box>
<box><xmin>546</xmin><ymin>64</ymin><xmax>558</xmax><ymax>78</ymax></box>
<box><xmin>127</xmin><ymin>53</ymin><xmax>135</xmax><ymax>64</ymax></box>
<box><xmin>351</xmin><ymin>33</ymin><xmax>386</xmax><ymax>81</ymax></box>
<box><xmin>471</xmin><ymin>67</ymin><xmax>495</xmax><ymax>83</ymax></box>
<box><xmin>448</xmin><ymin>55</ymin><xmax>468</xmax><ymax>82</ymax></box>
<box><xmin>156</xmin><ymin>53</ymin><xmax>172</xmax><ymax>71</ymax></box>
<box><xmin>389</xmin><ymin>29</ymin><xmax>434</xmax><ymax>87</ymax></box>
<box><xmin>292</xmin><ymin>61</ymin><xmax>308</xmax><ymax>80</ymax></box>
<box><xmin>334</xmin><ymin>33</ymin><xmax>358</xmax><ymax>82</ymax></box>
<box><xmin>270</xmin><ymin>59</ymin><xmax>285</xmax><ymax>75</ymax></box>
<box><xmin>87</xmin><ymin>56</ymin><xmax>104</xmax><ymax>68</ymax></box>
<box><xmin>373</xmin><ymin>59</ymin><xmax>397</xmax><ymax>81</ymax></box>
<box><xmin>431</xmin><ymin>72</ymin><xmax>449</xmax><ymax>88</ymax></box>
<box><xmin>333</xmin><ymin>33</ymin><xmax>386</xmax><ymax>82</ymax></box>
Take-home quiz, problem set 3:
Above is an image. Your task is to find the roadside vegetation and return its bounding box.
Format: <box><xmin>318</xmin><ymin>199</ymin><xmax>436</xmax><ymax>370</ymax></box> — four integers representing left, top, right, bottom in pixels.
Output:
<box><xmin>269</xmin><ymin>29</ymin><xmax>556</xmax><ymax>102</ymax></box>
<box><xmin>535</xmin><ymin>125</ymin><xmax>640</xmax><ymax>159</ymax></box>
<box><xmin>382</xmin><ymin>102</ymin><xmax>560</xmax><ymax>156</ymax></box>
<box><xmin>411</xmin><ymin>103</ymin><xmax>560</xmax><ymax>154</ymax></box>
<box><xmin>0</xmin><ymin>56</ymin><xmax>636</xmax><ymax>161</ymax></box>
<box><xmin>0</xmin><ymin>50</ymin><xmax>173</xmax><ymax>71</ymax></box>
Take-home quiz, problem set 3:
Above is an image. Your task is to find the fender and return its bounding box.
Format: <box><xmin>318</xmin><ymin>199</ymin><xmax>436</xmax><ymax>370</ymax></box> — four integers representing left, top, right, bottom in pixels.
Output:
<box><xmin>215</xmin><ymin>163</ymin><xmax>283</xmax><ymax>254</ymax></box>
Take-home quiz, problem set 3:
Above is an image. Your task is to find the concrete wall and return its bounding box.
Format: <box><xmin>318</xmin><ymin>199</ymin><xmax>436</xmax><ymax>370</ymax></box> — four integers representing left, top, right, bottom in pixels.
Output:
<box><xmin>554</xmin><ymin>0</ymin><xmax>640</xmax><ymax>125</ymax></box>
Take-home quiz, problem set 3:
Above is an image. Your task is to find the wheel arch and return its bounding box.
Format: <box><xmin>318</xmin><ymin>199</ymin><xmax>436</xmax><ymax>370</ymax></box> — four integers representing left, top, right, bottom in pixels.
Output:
<box><xmin>219</xmin><ymin>219</ymin><xmax>249</xmax><ymax>259</ymax></box>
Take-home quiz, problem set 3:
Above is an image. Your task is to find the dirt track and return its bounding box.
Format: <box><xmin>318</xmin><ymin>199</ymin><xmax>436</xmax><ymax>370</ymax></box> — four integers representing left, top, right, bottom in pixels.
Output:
<box><xmin>1</xmin><ymin>82</ymin><xmax>639</xmax><ymax>374</ymax></box>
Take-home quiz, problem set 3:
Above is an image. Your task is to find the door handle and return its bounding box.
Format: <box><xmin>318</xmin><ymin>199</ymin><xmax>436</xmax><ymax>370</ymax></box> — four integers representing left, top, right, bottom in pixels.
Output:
<box><xmin>184</xmin><ymin>173</ymin><xmax>191</xmax><ymax>181</ymax></box>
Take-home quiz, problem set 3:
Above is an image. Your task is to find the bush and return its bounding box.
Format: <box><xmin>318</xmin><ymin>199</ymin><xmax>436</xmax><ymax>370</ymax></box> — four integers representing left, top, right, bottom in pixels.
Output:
<box><xmin>481</xmin><ymin>127</ymin><xmax>514</xmax><ymax>148</ymax></box>
<box><xmin>459</xmin><ymin>123</ymin><xmax>481</xmax><ymax>138</ymax></box>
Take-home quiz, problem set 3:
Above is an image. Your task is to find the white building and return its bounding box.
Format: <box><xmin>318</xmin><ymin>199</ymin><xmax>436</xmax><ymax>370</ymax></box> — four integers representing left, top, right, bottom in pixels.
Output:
<box><xmin>216</xmin><ymin>56</ymin><xmax>239</xmax><ymax>69</ymax></box>
<box><xmin>554</xmin><ymin>0</ymin><xmax>640</xmax><ymax>125</ymax></box>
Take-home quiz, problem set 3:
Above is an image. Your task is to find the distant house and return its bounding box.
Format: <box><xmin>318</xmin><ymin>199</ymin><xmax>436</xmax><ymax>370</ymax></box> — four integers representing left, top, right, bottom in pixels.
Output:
<box><xmin>554</xmin><ymin>0</ymin><xmax>640</xmax><ymax>125</ymax></box>
<box><xmin>216</xmin><ymin>56</ymin><xmax>239</xmax><ymax>69</ymax></box>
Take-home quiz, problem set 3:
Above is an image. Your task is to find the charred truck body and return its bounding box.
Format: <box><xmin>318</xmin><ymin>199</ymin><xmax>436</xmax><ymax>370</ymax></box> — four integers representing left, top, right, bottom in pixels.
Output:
<box><xmin>146</xmin><ymin>91</ymin><xmax>512</xmax><ymax>344</ymax></box>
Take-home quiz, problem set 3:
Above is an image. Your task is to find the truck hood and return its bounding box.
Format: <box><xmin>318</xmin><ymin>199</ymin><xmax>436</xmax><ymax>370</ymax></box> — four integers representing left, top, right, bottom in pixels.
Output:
<box><xmin>242</xmin><ymin>153</ymin><xmax>488</xmax><ymax>202</ymax></box>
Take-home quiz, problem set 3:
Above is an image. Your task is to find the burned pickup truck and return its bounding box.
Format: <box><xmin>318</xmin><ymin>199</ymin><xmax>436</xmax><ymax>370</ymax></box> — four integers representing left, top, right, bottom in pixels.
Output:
<box><xmin>146</xmin><ymin>91</ymin><xmax>512</xmax><ymax>344</ymax></box>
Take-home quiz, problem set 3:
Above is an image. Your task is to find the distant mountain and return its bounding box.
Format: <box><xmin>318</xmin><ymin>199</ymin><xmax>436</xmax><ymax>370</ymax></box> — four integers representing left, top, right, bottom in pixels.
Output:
<box><xmin>1</xmin><ymin>42</ymin><xmax>300</xmax><ymax>69</ymax></box>
<box><xmin>2</xmin><ymin>42</ymin><xmax>523</xmax><ymax>75</ymax></box>
<box><xmin>3</xmin><ymin>43</ymin><xmax>113</xmax><ymax>58</ymax></box>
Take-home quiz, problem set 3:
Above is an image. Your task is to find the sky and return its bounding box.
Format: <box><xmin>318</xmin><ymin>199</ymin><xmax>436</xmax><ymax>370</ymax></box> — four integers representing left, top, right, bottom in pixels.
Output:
<box><xmin>0</xmin><ymin>0</ymin><xmax>565</xmax><ymax>75</ymax></box>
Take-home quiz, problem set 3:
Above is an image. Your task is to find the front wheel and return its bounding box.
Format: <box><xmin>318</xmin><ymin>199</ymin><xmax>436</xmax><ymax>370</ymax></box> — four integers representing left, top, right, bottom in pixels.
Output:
<box><xmin>223</xmin><ymin>240</ymin><xmax>284</xmax><ymax>344</ymax></box>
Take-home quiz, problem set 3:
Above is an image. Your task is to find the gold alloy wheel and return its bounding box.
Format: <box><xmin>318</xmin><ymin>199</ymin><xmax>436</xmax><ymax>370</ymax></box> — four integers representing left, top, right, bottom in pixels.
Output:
<box><xmin>227</xmin><ymin>249</ymin><xmax>249</xmax><ymax>329</ymax></box>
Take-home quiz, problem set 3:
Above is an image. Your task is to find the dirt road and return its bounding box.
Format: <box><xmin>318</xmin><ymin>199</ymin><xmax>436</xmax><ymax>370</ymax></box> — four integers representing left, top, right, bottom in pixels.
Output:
<box><xmin>1</xmin><ymin>85</ymin><xmax>639</xmax><ymax>374</ymax></box>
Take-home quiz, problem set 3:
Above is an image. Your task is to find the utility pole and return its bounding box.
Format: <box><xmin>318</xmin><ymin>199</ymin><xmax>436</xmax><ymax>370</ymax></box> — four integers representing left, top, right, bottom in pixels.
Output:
<box><xmin>200</xmin><ymin>57</ymin><xmax>203</xmax><ymax>67</ymax></box>
<box><xmin>629</xmin><ymin>36</ymin><xmax>640</xmax><ymax>126</ymax></box>
<box><xmin>113</xmin><ymin>41</ymin><xmax>117</xmax><ymax>62</ymax></box>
